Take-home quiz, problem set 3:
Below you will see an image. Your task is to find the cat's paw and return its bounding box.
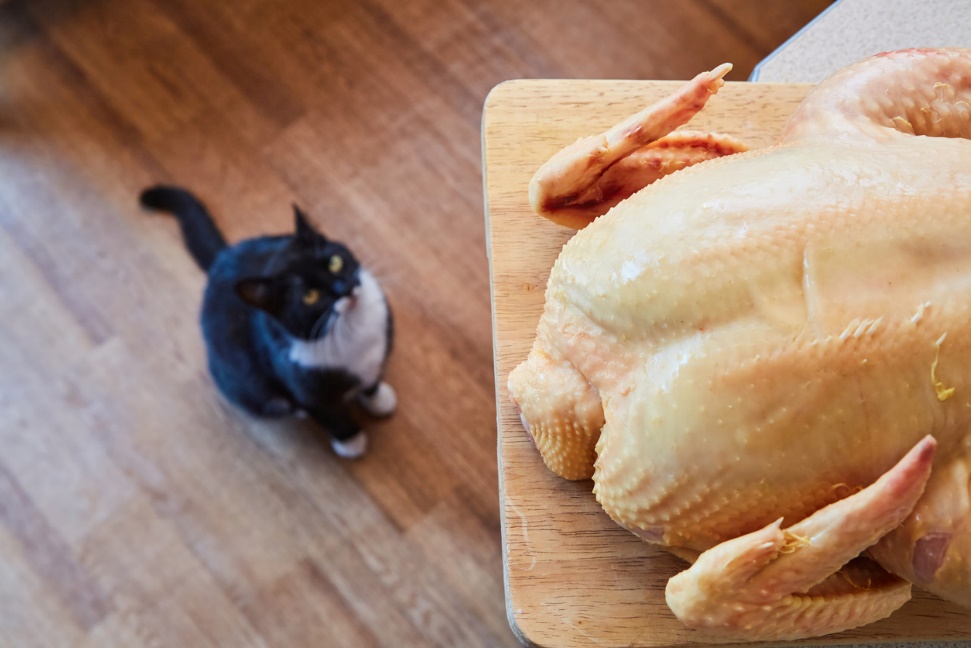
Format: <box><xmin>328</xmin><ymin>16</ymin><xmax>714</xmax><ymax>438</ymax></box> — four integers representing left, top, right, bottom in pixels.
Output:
<box><xmin>359</xmin><ymin>382</ymin><xmax>397</xmax><ymax>417</ymax></box>
<box><xmin>331</xmin><ymin>431</ymin><xmax>368</xmax><ymax>459</ymax></box>
<box><xmin>262</xmin><ymin>397</ymin><xmax>296</xmax><ymax>418</ymax></box>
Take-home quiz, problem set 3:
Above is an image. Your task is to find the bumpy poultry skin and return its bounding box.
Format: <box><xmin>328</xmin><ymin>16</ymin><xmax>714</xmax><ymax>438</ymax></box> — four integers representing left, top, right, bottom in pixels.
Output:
<box><xmin>508</xmin><ymin>48</ymin><xmax>971</xmax><ymax>640</ymax></box>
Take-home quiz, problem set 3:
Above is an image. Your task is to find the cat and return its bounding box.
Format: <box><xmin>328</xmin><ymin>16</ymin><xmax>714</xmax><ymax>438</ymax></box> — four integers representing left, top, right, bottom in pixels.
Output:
<box><xmin>140</xmin><ymin>186</ymin><xmax>395</xmax><ymax>458</ymax></box>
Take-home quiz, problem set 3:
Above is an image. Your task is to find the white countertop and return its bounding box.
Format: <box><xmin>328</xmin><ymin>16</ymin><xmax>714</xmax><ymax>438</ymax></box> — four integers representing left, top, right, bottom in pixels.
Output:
<box><xmin>751</xmin><ymin>0</ymin><xmax>970</xmax><ymax>83</ymax></box>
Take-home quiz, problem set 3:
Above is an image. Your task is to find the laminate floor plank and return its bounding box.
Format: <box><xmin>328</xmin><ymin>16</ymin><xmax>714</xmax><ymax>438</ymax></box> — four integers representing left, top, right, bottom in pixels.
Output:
<box><xmin>0</xmin><ymin>1</ymin><xmax>833</xmax><ymax>645</ymax></box>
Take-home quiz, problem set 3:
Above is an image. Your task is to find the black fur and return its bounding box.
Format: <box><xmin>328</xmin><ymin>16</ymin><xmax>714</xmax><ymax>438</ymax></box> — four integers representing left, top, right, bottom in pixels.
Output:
<box><xmin>140</xmin><ymin>186</ymin><xmax>227</xmax><ymax>271</ymax></box>
<box><xmin>140</xmin><ymin>185</ymin><xmax>393</xmax><ymax>449</ymax></box>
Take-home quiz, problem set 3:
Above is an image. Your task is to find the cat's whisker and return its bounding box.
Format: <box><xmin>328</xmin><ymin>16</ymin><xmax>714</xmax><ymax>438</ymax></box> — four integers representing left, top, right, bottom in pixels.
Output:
<box><xmin>330</xmin><ymin>309</ymin><xmax>347</xmax><ymax>338</ymax></box>
<box><xmin>309</xmin><ymin>310</ymin><xmax>330</xmax><ymax>344</ymax></box>
<box><xmin>337</xmin><ymin>316</ymin><xmax>354</xmax><ymax>346</ymax></box>
<box><xmin>359</xmin><ymin>255</ymin><xmax>391</xmax><ymax>273</ymax></box>
<box><xmin>361</xmin><ymin>263</ymin><xmax>405</xmax><ymax>288</ymax></box>
<box><xmin>309</xmin><ymin>319</ymin><xmax>328</xmax><ymax>365</ymax></box>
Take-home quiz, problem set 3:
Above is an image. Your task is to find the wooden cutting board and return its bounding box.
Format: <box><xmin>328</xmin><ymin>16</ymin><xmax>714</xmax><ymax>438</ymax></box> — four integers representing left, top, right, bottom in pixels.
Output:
<box><xmin>482</xmin><ymin>79</ymin><xmax>971</xmax><ymax>648</ymax></box>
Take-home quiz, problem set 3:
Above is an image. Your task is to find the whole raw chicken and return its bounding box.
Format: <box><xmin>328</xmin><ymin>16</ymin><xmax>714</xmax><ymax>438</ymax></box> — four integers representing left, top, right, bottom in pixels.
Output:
<box><xmin>508</xmin><ymin>48</ymin><xmax>971</xmax><ymax>641</ymax></box>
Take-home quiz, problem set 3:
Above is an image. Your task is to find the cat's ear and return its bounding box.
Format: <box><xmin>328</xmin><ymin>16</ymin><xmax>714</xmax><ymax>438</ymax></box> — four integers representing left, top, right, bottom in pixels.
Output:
<box><xmin>235</xmin><ymin>277</ymin><xmax>280</xmax><ymax>313</ymax></box>
<box><xmin>293</xmin><ymin>204</ymin><xmax>325</xmax><ymax>246</ymax></box>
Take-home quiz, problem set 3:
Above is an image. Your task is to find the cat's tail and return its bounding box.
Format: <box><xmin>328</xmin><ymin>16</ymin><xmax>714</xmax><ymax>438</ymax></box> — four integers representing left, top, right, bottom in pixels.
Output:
<box><xmin>140</xmin><ymin>185</ymin><xmax>228</xmax><ymax>272</ymax></box>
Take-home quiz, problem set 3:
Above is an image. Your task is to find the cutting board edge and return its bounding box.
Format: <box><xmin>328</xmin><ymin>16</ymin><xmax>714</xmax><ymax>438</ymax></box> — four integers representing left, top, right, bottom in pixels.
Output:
<box><xmin>483</xmin><ymin>77</ymin><xmax>971</xmax><ymax>647</ymax></box>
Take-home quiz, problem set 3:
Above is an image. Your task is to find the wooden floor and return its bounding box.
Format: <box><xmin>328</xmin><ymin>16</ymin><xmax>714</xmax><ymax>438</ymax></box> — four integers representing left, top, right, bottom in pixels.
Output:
<box><xmin>0</xmin><ymin>1</ymin><xmax>831</xmax><ymax>646</ymax></box>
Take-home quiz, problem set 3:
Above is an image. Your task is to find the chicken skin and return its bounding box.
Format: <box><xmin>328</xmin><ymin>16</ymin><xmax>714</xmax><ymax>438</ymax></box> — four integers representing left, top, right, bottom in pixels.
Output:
<box><xmin>508</xmin><ymin>48</ymin><xmax>971</xmax><ymax>641</ymax></box>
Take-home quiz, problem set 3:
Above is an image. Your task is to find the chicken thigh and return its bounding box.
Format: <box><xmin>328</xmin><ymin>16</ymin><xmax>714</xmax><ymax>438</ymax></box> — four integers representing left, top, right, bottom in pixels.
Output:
<box><xmin>508</xmin><ymin>48</ymin><xmax>971</xmax><ymax>641</ymax></box>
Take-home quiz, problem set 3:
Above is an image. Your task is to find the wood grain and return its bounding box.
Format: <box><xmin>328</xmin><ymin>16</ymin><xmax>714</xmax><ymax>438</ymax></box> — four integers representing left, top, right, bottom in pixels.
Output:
<box><xmin>483</xmin><ymin>80</ymin><xmax>971</xmax><ymax>647</ymax></box>
<box><xmin>0</xmin><ymin>0</ymin><xmax>832</xmax><ymax>646</ymax></box>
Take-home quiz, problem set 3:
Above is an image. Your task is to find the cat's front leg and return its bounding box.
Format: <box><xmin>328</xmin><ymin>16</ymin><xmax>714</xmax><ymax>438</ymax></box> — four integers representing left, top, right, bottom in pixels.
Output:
<box><xmin>331</xmin><ymin>431</ymin><xmax>368</xmax><ymax>459</ymax></box>
<box><xmin>304</xmin><ymin>404</ymin><xmax>368</xmax><ymax>459</ymax></box>
<box><xmin>359</xmin><ymin>382</ymin><xmax>397</xmax><ymax>417</ymax></box>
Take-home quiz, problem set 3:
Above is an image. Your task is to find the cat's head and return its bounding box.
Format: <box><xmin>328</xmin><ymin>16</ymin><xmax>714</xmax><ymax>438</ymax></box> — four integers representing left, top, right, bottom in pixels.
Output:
<box><xmin>235</xmin><ymin>206</ymin><xmax>362</xmax><ymax>339</ymax></box>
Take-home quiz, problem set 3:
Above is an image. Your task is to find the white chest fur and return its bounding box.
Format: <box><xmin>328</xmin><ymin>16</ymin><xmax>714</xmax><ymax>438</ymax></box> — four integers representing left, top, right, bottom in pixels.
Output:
<box><xmin>288</xmin><ymin>269</ymin><xmax>389</xmax><ymax>388</ymax></box>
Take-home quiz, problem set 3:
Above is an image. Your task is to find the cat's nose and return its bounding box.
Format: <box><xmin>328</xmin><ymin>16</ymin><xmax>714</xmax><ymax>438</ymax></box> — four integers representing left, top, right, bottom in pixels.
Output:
<box><xmin>332</xmin><ymin>280</ymin><xmax>354</xmax><ymax>297</ymax></box>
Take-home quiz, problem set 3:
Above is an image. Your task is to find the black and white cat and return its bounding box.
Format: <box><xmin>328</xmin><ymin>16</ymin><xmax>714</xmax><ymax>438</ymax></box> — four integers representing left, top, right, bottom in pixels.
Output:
<box><xmin>140</xmin><ymin>186</ymin><xmax>395</xmax><ymax>458</ymax></box>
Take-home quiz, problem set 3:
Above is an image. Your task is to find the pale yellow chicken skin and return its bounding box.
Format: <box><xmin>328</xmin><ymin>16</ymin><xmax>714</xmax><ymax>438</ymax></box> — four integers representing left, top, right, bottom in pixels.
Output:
<box><xmin>508</xmin><ymin>49</ymin><xmax>971</xmax><ymax>641</ymax></box>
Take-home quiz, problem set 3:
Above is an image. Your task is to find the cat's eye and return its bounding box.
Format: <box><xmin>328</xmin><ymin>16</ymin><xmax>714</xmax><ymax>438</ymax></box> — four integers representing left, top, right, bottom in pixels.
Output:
<box><xmin>329</xmin><ymin>255</ymin><xmax>344</xmax><ymax>274</ymax></box>
<box><xmin>302</xmin><ymin>289</ymin><xmax>320</xmax><ymax>305</ymax></box>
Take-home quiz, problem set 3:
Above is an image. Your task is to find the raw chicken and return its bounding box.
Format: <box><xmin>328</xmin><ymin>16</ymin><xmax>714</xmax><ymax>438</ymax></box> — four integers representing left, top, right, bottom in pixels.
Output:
<box><xmin>508</xmin><ymin>48</ymin><xmax>971</xmax><ymax>641</ymax></box>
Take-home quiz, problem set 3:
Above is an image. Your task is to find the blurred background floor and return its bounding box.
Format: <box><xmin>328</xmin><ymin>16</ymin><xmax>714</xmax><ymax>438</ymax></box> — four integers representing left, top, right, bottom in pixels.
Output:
<box><xmin>0</xmin><ymin>1</ymin><xmax>831</xmax><ymax>646</ymax></box>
